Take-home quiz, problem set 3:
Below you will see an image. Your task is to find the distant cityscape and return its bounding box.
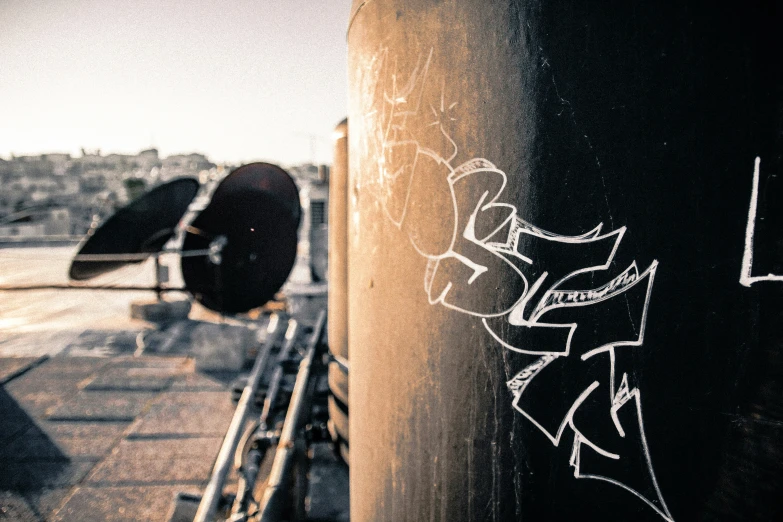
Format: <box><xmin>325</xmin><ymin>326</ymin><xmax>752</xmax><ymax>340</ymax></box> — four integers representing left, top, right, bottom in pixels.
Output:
<box><xmin>0</xmin><ymin>149</ymin><xmax>328</xmax><ymax>238</ymax></box>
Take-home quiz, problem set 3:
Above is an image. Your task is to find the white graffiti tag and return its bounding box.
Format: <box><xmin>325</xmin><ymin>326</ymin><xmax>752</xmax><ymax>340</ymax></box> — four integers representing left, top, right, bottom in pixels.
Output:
<box><xmin>740</xmin><ymin>156</ymin><xmax>783</xmax><ymax>287</ymax></box>
<box><xmin>358</xmin><ymin>47</ymin><xmax>673</xmax><ymax>521</ymax></box>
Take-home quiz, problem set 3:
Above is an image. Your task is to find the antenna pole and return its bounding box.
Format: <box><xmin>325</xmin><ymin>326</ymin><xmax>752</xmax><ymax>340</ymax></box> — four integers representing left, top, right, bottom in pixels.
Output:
<box><xmin>154</xmin><ymin>254</ymin><xmax>162</xmax><ymax>301</ymax></box>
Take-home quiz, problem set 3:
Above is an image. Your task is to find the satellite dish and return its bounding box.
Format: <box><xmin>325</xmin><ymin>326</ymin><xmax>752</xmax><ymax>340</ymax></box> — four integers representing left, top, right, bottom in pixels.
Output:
<box><xmin>69</xmin><ymin>177</ymin><xmax>200</xmax><ymax>281</ymax></box>
<box><xmin>181</xmin><ymin>162</ymin><xmax>301</xmax><ymax>314</ymax></box>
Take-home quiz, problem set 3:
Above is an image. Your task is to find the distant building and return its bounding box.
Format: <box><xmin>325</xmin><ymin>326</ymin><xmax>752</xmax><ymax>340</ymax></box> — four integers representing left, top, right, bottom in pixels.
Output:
<box><xmin>288</xmin><ymin>163</ymin><xmax>330</xmax><ymax>184</ymax></box>
<box><xmin>79</xmin><ymin>149</ymin><xmax>104</xmax><ymax>169</ymax></box>
<box><xmin>44</xmin><ymin>208</ymin><xmax>71</xmax><ymax>235</ymax></box>
<box><xmin>104</xmin><ymin>153</ymin><xmax>136</xmax><ymax>169</ymax></box>
<box><xmin>160</xmin><ymin>153</ymin><xmax>215</xmax><ymax>182</ymax></box>
<box><xmin>41</xmin><ymin>153</ymin><xmax>72</xmax><ymax>175</ymax></box>
<box><xmin>2</xmin><ymin>147</ymin><xmax>216</xmax><ymax>238</ymax></box>
<box><xmin>162</xmin><ymin>153</ymin><xmax>213</xmax><ymax>170</ymax></box>
<box><xmin>295</xmin><ymin>164</ymin><xmax>330</xmax><ymax>282</ymax></box>
<box><xmin>138</xmin><ymin>149</ymin><xmax>160</xmax><ymax>170</ymax></box>
<box><xmin>57</xmin><ymin>177</ymin><xmax>80</xmax><ymax>195</ymax></box>
<box><xmin>0</xmin><ymin>221</ymin><xmax>46</xmax><ymax>237</ymax></box>
<box><xmin>12</xmin><ymin>154</ymin><xmax>43</xmax><ymax>163</ymax></box>
<box><xmin>0</xmin><ymin>206</ymin><xmax>71</xmax><ymax>236</ymax></box>
<box><xmin>79</xmin><ymin>173</ymin><xmax>108</xmax><ymax>193</ymax></box>
<box><xmin>41</xmin><ymin>153</ymin><xmax>71</xmax><ymax>164</ymax></box>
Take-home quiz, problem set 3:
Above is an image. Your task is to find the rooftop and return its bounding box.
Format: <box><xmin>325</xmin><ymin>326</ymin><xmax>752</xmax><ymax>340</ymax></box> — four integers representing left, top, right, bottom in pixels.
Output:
<box><xmin>0</xmin><ymin>244</ymin><xmax>347</xmax><ymax>521</ymax></box>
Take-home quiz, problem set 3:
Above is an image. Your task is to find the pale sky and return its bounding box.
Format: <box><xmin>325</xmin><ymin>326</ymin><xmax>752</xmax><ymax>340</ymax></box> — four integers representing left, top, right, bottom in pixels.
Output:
<box><xmin>0</xmin><ymin>0</ymin><xmax>350</xmax><ymax>166</ymax></box>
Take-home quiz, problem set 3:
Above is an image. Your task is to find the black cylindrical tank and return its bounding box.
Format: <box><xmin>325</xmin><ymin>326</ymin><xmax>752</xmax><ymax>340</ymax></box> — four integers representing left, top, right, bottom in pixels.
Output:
<box><xmin>347</xmin><ymin>1</ymin><xmax>782</xmax><ymax>521</ymax></box>
<box><xmin>329</xmin><ymin>118</ymin><xmax>350</xmax><ymax>460</ymax></box>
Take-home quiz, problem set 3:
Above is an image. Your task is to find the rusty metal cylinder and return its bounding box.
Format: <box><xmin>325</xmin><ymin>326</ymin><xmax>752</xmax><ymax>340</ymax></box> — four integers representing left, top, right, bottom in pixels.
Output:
<box><xmin>348</xmin><ymin>1</ymin><xmax>782</xmax><ymax>521</ymax></box>
<box><xmin>328</xmin><ymin>118</ymin><xmax>350</xmax><ymax>460</ymax></box>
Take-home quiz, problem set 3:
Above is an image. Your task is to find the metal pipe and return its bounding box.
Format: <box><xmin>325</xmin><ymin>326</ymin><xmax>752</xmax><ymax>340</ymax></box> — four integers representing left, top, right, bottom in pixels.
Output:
<box><xmin>70</xmin><ymin>248</ymin><xmax>212</xmax><ymax>262</ymax></box>
<box><xmin>229</xmin><ymin>320</ymin><xmax>300</xmax><ymax>518</ymax></box>
<box><xmin>71</xmin><ymin>252</ymin><xmax>158</xmax><ymax>262</ymax></box>
<box><xmin>327</xmin><ymin>118</ymin><xmax>350</xmax><ymax>459</ymax></box>
<box><xmin>0</xmin><ymin>284</ymin><xmax>188</xmax><ymax>292</ymax></box>
<box><xmin>153</xmin><ymin>255</ymin><xmax>162</xmax><ymax>301</ymax></box>
<box><xmin>258</xmin><ymin>321</ymin><xmax>300</xmax><ymax>430</ymax></box>
<box><xmin>328</xmin><ymin>352</ymin><xmax>350</xmax><ymax>373</ymax></box>
<box><xmin>328</xmin><ymin>119</ymin><xmax>349</xmax><ymax>364</ymax></box>
<box><xmin>194</xmin><ymin>313</ymin><xmax>285</xmax><ymax>522</ymax></box>
<box><xmin>230</xmin><ymin>447</ymin><xmax>263</xmax><ymax>521</ymax></box>
<box><xmin>258</xmin><ymin>310</ymin><xmax>326</xmax><ymax>522</ymax></box>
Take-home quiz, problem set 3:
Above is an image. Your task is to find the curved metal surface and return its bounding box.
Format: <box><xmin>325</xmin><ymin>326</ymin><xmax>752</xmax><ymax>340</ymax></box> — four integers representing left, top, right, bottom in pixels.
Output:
<box><xmin>181</xmin><ymin>162</ymin><xmax>300</xmax><ymax>314</ymax></box>
<box><xmin>348</xmin><ymin>1</ymin><xmax>783</xmax><ymax>521</ymax></box>
<box><xmin>328</xmin><ymin>118</ymin><xmax>350</xmax><ymax>457</ymax></box>
<box><xmin>68</xmin><ymin>177</ymin><xmax>199</xmax><ymax>281</ymax></box>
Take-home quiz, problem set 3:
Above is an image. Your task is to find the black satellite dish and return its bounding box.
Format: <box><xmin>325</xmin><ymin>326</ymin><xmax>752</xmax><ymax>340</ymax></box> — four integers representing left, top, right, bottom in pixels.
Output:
<box><xmin>69</xmin><ymin>177</ymin><xmax>200</xmax><ymax>281</ymax></box>
<box><xmin>181</xmin><ymin>162</ymin><xmax>301</xmax><ymax>314</ymax></box>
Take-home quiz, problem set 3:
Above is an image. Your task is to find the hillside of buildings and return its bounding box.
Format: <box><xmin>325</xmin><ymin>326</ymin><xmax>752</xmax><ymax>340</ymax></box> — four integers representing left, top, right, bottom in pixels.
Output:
<box><xmin>0</xmin><ymin>149</ymin><xmax>218</xmax><ymax>237</ymax></box>
<box><xmin>0</xmin><ymin>150</ymin><xmax>331</xmax><ymax>241</ymax></box>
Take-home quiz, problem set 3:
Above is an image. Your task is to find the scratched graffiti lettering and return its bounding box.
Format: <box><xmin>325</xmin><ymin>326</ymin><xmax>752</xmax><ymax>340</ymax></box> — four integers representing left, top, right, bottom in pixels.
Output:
<box><xmin>357</xmin><ymin>47</ymin><xmax>673</xmax><ymax>521</ymax></box>
<box><xmin>740</xmin><ymin>157</ymin><xmax>783</xmax><ymax>287</ymax></box>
